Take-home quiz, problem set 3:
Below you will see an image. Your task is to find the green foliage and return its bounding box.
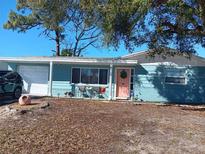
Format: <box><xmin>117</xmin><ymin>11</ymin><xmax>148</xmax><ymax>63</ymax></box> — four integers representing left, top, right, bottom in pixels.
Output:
<box><xmin>4</xmin><ymin>0</ymin><xmax>71</xmax><ymax>32</ymax></box>
<box><xmin>61</xmin><ymin>49</ymin><xmax>73</xmax><ymax>57</ymax></box>
<box><xmin>81</xmin><ymin>0</ymin><xmax>152</xmax><ymax>49</ymax></box>
<box><xmin>4</xmin><ymin>0</ymin><xmax>100</xmax><ymax>57</ymax></box>
<box><xmin>82</xmin><ymin>0</ymin><xmax>205</xmax><ymax>56</ymax></box>
<box><xmin>4</xmin><ymin>0</ymin><xmax>74</xmax><ymax>56</ymax></box>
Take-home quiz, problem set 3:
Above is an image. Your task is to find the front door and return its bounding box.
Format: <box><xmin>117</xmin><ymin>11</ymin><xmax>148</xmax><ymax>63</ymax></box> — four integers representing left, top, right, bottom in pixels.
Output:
<box><xmin>116</xmin><ymin>68</ymin><xmax>131</xmax><ymax>99</ymax></box>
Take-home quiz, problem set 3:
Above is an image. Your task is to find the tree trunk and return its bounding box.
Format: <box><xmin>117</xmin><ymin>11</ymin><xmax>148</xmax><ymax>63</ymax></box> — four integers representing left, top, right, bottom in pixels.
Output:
<box><xmin>55</xmin><ymin>30</ymin><xmax>60</xmax><ymax>56</ymax></box>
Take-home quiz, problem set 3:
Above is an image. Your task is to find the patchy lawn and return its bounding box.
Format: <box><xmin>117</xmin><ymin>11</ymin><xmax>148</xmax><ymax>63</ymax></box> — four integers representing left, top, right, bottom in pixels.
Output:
<box><xmin>0</xmin><ymin>99</ymin><xmax>205</xmax><ymax>154</ymax></box>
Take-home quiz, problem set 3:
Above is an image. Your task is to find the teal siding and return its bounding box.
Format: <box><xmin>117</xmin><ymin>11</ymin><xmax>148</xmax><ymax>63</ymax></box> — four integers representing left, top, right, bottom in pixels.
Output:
<box><xmin>134</xmin><ymin>64</ymin><xmax>205</xmax><ymax>104</ymax></box>
<box><xmin>52</xmin><ymin>64</ymin><xmax>110</xmax><ymax>99</ymax></box>
<box><xmin>52</xmin><ymin>81</ymin><xmax>74</xmax><ymax>97</ymax></box>
<box><xmin>52</xmin><ymin>64</ymin><xmax>72</xmax><ymax>97</ymax></box>
<box><xmin>7</xmin><ymin>61</ymin><xmax>205</xmax><ymax>103</ymax></box>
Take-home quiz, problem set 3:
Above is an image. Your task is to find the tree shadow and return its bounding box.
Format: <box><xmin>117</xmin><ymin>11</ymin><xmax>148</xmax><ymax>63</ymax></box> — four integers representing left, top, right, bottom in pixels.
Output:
<box><xmin>0</xmin><ymin>96</ymin><xmax>18</xmax><ymax>106</ymax></box>
<box><xmin>148</xmin><ymin>65</ymin><xmax>205</xmax><ymax>104</ymax></box>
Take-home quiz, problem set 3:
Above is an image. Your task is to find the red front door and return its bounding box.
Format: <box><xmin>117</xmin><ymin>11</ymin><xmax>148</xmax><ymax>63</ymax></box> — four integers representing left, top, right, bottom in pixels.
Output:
<box><xmin>116</xmin><ymin>69</ymin><xmax>131</xmax><ymax>98</ymax></box>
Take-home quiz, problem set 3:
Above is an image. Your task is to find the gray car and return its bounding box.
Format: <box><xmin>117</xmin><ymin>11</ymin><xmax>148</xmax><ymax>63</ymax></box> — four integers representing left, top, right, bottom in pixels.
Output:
<box><xmin>0</xmin><ymin>71</ymin><xmax>23</xmax><ymax>99</ymax></box>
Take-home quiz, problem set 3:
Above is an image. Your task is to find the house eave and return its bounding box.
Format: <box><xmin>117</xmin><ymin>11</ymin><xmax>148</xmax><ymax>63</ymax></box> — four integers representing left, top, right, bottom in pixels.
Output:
<box><xmin>0</xmin><ymin>57</ymin><xmax>137</xmax><ymax>66</ymax></box>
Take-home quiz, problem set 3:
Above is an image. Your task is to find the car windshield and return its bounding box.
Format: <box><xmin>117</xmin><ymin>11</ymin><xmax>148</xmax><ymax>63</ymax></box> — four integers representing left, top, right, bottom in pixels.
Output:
<box><xmin>0</xmin><ymin>71</ymin><xmax>10</xmax><ymax>77</ymax></box>
<box><xmin>3</xmin><ymin>72</ymin><xmax>17</xmax><ymax>80</ymax></box>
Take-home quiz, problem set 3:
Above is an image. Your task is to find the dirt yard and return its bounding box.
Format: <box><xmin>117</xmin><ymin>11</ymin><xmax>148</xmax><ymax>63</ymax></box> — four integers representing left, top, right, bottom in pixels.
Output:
<box><xmin>0</xmin><ymin>98</ymin><xmax>205</xmax><ymax>154</ymax></box>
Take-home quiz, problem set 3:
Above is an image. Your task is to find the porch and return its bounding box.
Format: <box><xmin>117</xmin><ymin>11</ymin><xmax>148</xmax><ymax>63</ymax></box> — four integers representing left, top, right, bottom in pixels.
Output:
<box><xmin>50</xmin><ymin>62</ymin><xmax>137</xmax><ymax>101</ymax></box>
<box><xmin>1</xmin><ymin>57</ymin><xmax>137</xmax><ymax>100</ymax></box>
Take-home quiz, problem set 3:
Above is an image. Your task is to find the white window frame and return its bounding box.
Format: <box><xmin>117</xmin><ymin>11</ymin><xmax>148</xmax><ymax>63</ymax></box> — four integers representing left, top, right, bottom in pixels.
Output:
<box><xmin>71</xmin><ymin>67</ymin><xmax>109</xmax><ymax>85</ymax></box>
<box><xmin>164</xmin><ymin>76</ymin><xmax>187</xmax><ymax>85</ymax></box>
<box><xmin>164</xmin><ymin>67</ymin><xmax>187</xmax><ymax>85</ymax></box>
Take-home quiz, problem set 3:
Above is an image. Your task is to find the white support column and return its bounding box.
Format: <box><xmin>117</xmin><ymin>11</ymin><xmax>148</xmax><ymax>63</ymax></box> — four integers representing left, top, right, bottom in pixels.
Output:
<box><xmin>48</xmin><ymin>61</ymin><xmax>53</xmax><ymax>96</ymax></box>
<box><xmin>109</xmin><ymin>64</ymin><xmax>113</xmax><ymax>100</ymax></box>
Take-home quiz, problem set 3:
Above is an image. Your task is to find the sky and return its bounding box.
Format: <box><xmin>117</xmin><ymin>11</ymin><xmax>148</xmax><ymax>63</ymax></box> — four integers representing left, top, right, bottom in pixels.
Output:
<box><xmin>0</xmin><ymin>1</ymin><xmax>205</xmax><ymax>58</ymax></box>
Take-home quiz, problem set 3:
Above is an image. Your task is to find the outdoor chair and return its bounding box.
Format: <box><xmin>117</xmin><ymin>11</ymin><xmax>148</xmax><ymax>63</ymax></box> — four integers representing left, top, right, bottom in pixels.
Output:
<box><xmin>98</xmin><ymin>87</ymin><xmax>106</xmax><ymax>99</ymax></box>
<box><xmin>78</xmin><ymin>86</ymin><xmax>87</xmax><ymax>98</ymax></box>
<box><xmin>86</xmin><ymin>87</ymin><xmax>96</xmax><ymax>99</ymax></box>
<box><xmin>92</xmin><ymin>87</ymin><xmax>100</xmax><ymax>98</ymax></box>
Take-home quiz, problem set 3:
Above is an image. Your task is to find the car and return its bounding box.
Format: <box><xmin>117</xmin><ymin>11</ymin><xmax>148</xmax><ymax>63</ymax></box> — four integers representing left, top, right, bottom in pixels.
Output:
<box><xmin>0</xmin><ymin>71</ymin><xmax>23</xmax><ymax>99</ymax></box>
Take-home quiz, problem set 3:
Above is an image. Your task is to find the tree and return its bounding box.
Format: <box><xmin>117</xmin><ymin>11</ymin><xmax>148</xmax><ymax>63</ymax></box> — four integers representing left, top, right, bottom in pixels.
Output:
<box><xmin>81</xmin><ymin>0</ymin><xmax>205</xmax><ymax>56</ymax></box>
<box><xmin>148</xmin><ymin>0</ymin><xmax>205</xmax><ymax>55</ymax></box>
<box><xmin>63</xmin><ymin>7</ymin><xmax>101</xmax><ymax>56</ymax></box>
<box><xmin>4</xmin><ymin>0</ymin><xmax>101</xmax><ymax>57</ymax></box>
<box><xmin>4</xmin><ymin>0</ymin><xmax>74</xmax><ymax>56</ymax></box>
<box><xmin>61</xmin><ymin>48</ymin><xmax>73</xmax><ymax>56</ymax></box>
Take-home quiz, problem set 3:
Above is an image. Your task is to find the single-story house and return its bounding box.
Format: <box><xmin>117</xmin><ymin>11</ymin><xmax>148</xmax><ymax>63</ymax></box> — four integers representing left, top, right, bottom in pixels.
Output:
<box><xmin>0</xmin><ymin>49</ymin><xmax>205</xmax><ymax>104</ymax></box>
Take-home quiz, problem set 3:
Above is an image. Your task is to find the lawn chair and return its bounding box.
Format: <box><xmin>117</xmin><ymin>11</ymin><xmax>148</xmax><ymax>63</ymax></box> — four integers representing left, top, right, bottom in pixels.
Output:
<box><xmin>86</xmin><ymin>87</ymin><xmax>95</xmax><ymax>99</ymax></box>
<box><xmin>92</xmin><ymin>87</ymin><xmax>100</xmax><ymax>98</ymax></box>
<box><xmin>98</xmin><ymin>87</ymin><xmax>106</xmax><ymax>99</ymax></box>
<box><xmin>78</xmin><ymin>86</ymin><xmax>87</xmax><ymax>98</ymax></box>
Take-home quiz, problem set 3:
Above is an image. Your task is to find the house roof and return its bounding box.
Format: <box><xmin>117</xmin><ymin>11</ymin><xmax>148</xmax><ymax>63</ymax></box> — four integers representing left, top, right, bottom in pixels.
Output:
<box><xmin>0</xmin><ymin>56</ymin><xmax>137</xmax><ymax>66</ymax></box>
<box><xmin>1</xmin><ymin>48</ymin><xmax>205</xmax><ymax>66</ymax></box>
<box><xmin>122</xmin><ymin>49</ymin><xmax>205</xmax><ymax>66</ymax></box>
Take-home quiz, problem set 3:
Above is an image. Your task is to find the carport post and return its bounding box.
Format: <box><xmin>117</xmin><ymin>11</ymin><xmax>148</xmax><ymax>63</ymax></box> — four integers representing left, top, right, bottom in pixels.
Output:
<box><xmin>109</xmin><ymin>64</ymin><xmax>113</xmax><ymax>100</ymax></box>
<box><xmin>48</xmin><ymin>61</ymin><xmax>53</xmax><ymax>96</ymax></box>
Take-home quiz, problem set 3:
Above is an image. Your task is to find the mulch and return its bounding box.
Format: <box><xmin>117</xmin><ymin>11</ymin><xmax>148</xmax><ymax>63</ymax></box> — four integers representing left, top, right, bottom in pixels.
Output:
<box><xmin>0</xmin><ymin>99</ymin><xmax>205</xmax><ymax>154</ymax></box>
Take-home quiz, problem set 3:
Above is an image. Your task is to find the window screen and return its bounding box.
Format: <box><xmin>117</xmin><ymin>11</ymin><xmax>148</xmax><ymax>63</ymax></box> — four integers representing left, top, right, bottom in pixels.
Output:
<box><xmin>99</xmin><ymin>69</ymin><xmax>108</xmax><ymax>84</ymax></box>
<box><xmin>165</xmin><ymin>67</ymin><xmax>186</xmax><ymax>85</ymax></box>
<box><xmin>81</xmin><ymin>69</ymin><xmax>98</xmax><ymax>84</ymax></box>
<box><xmin>4</xmin><ymin>72</ymin><xmax>17</xmax><ymax>80</ymax></box>
<box><xmin>165</xmin><ymin>77</ymin><xmax>186</xmax><ymax>85</ymax></box>
<box><xmin>72</xmin><ymin>68</ymin><xmax>80</xmax><ymax>83</ymax></box>
<box><xmin>72</xmin><ymin>68</ymin><xmax>108</xmax><ymax>84</ymax></box>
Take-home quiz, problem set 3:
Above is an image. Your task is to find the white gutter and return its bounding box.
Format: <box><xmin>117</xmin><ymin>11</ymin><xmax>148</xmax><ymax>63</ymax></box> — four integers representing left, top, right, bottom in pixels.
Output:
<box><xmin>0</xmin><ymin>57</ymin><xmax>137</xmax><ymax>65</ymax></box>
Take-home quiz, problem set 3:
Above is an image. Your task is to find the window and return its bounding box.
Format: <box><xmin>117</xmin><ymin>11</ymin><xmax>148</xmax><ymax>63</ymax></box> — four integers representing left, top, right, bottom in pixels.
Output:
<box><xmin>165</xmin><ymin>67</ymin><xmax>186</xmax><ymax>85</ymax></box>
<box><xmin>72</xmin><ymin>68</ymin><xmax>80</xmax><ymax>83</ymax></box>
<box><xmin>72</xmin><ymin>68</ymin><xmax>108</xmax><ymax>84</ymax></box>
<box><xmin>81</xmin><ymin>69</ymin><xmax>98</xmax><ymax>84</ymax></box>
<box><xmin>4</xmin><ymin>72</ymin><xmax>17</xmax><ymax>80</ymax></box>
<box><xmin>99</xmin><ymin>69</ymin><xmax>108</xmax><ymax>84</ymax></box>
<box><xmin>165</xmin><ymin>77</ymin><xmax>186</xmax><ymax>85</ymax></box>
<box><xmin>130</xmin><ymin>69</ymin><xmax>134</xmax><ymax>91</ymax></box>
<box><xmin>0</xmin><ymin>71</ymin><xmax>10</xmax><ymax>77</ymax></box>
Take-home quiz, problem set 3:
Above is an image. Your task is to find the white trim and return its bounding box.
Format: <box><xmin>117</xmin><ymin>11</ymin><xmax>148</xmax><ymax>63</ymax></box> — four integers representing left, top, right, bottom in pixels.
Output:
<box><xmin>48</xmin><ymin>61</ymin><xmax>53</xmax><ymax>96</ymax></box>
<box><xmin>109</xmin><ymin>64</ymin><xmax>113</xmax><ymax>100</ymax></box>
<box><xmin>74</xmin><ymin>83</ymin><xmax>108</xmax><ymax>87</ymax></box>
<box><xmin>122</xmin><ymin>50</ymin><xmax>148</xmax><ymax>58</ymax></box>
<box><xmin>115</xmin><ymin>67</ymin><xmax>132</xmax><ymax>100</ymax></box>
<box><xmin>164</xmin><ymin>66</ymin><xmax>187</xmax><ymax>85</ymax></box>
<box><xmin>0</xmin><ymin>57</ymin><xmax>137</xmax><ymax>65</ymax></box>
<box><xmin>140</xmin><ymin>62</ymin><xmax>178</xmax><ymax>66</ymax></box>
<box><xmin>164</xmin><ymin>76</ymin><xmax>187</xmax><ymax>85</ymax></box>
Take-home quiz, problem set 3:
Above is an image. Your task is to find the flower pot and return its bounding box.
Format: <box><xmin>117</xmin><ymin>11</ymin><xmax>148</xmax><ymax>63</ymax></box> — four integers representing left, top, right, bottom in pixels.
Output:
<box><xmin>19</xmin><ymin>95</ymin><xmax>31</xmax><ymax>106</ymax></box>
